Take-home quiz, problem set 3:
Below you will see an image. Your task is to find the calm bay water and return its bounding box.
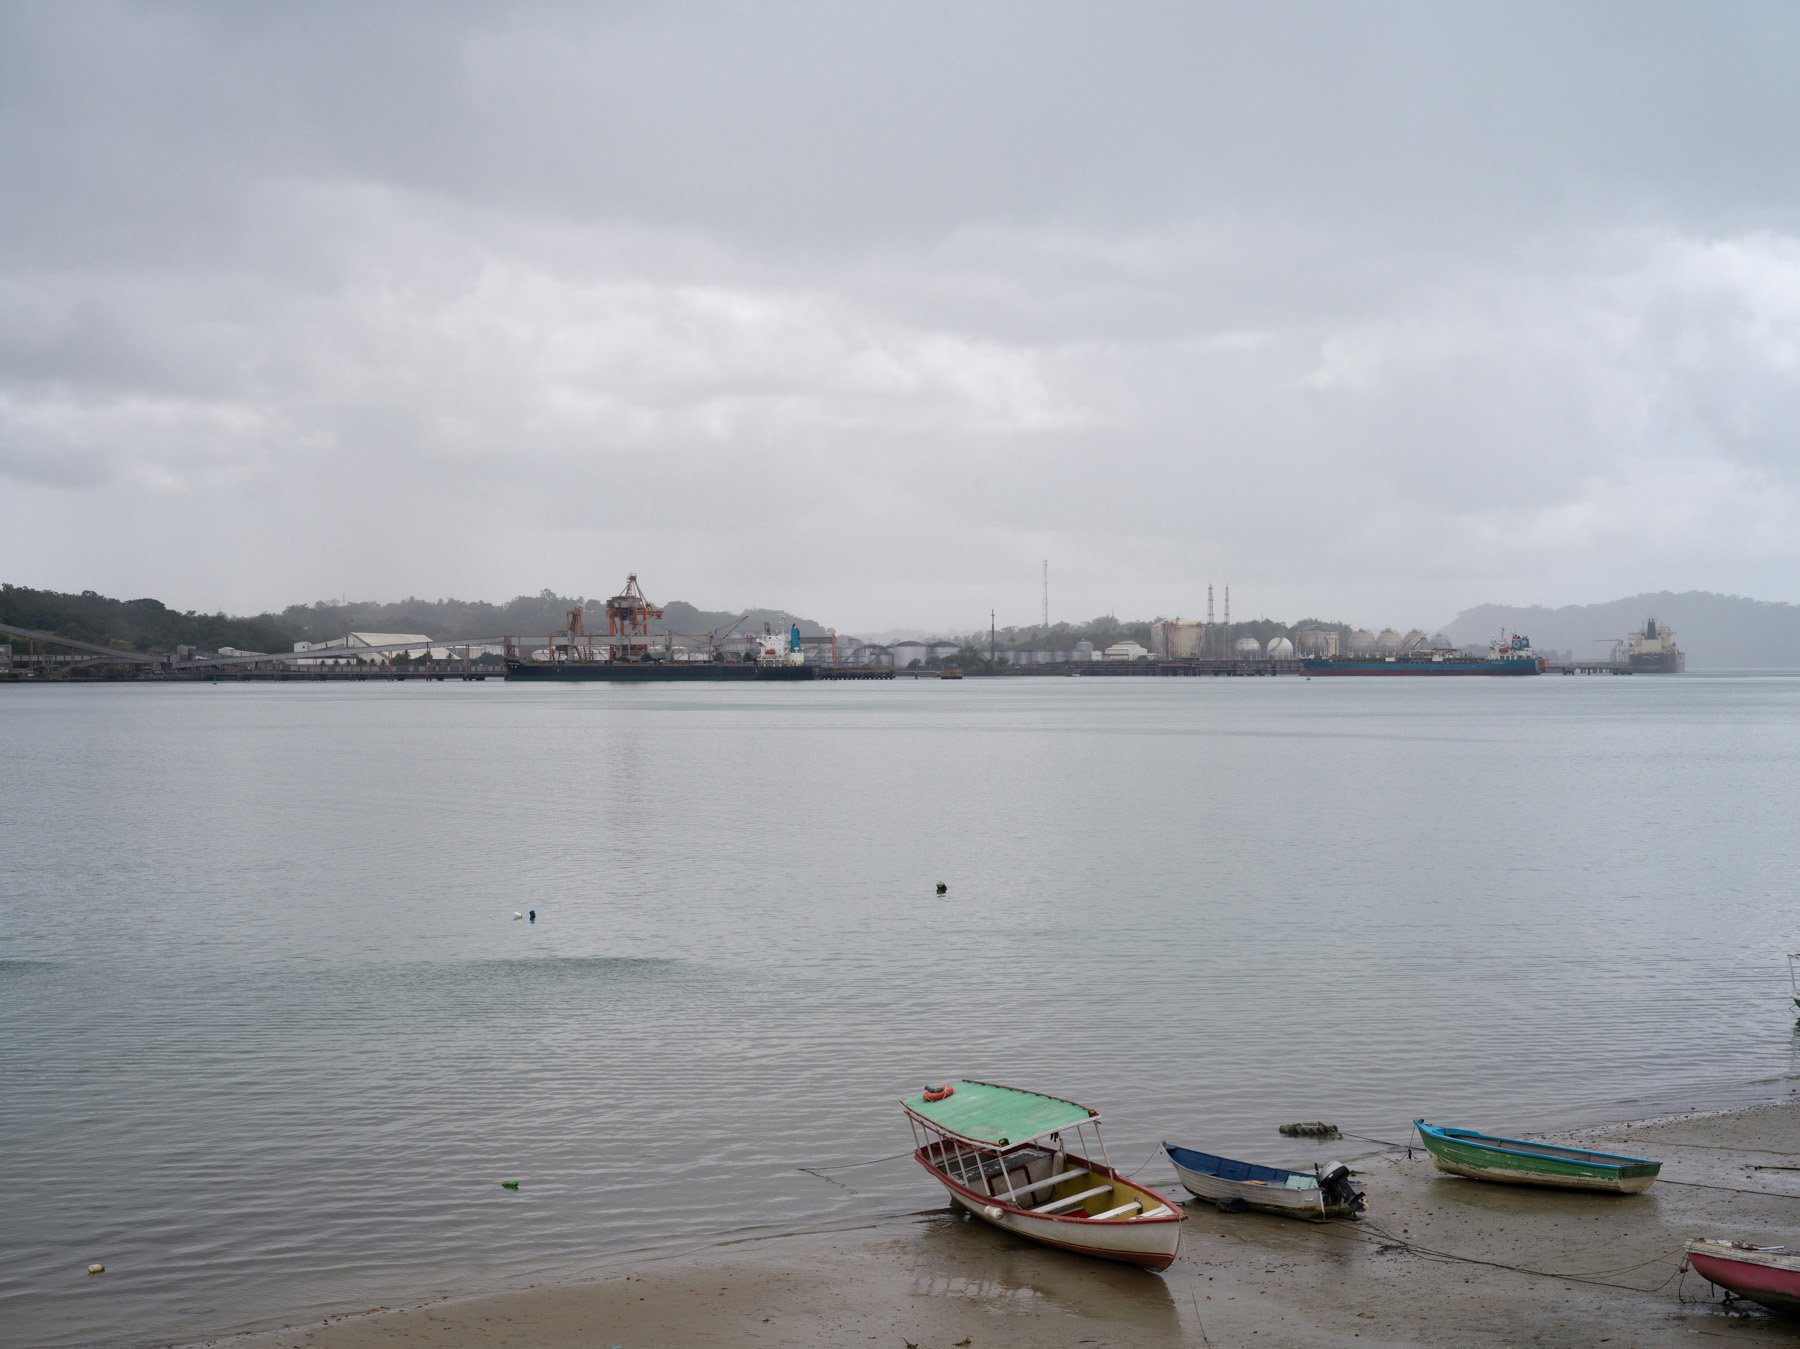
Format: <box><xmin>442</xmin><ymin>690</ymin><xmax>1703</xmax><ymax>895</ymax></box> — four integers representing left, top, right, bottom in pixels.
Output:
<box><xmin>4</xmin><ymin>676</ymin><xmax>1799</xmax><ymax>1344</ymax></box>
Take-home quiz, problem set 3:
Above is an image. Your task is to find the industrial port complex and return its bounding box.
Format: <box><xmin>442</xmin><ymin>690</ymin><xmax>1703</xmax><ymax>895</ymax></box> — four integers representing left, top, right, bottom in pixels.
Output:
<box><xmin>1</xmin><ymin>574</ymin><xmax>1685</xmax><ymax>681</ymax></box>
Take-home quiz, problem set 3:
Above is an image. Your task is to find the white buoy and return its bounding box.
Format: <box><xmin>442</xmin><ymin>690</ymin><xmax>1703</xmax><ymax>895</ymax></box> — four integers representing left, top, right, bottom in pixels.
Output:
<box><xmin>87</xmin><ymin>1264</ymin><xmax>104</xmax><ymax>1276</ymax></box>
<box><xmin>512</xmin><ymin>912</ymin><xmax>524</xmax><ymax>920</ymax></box>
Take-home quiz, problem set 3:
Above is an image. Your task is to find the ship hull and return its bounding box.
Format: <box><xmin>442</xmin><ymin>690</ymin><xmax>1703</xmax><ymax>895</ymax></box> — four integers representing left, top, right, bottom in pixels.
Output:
<box><xmin>1628</xmin><ymin>651</ymin><xmax>1685</xmax><ymax>674</ymax></box>
<box><xmin>505</xmin><ymin>660</ymin><xmax>815</xmax><ymax>682</ymax></box>
<box><xmin>1300</xmin><ymin>658</ymin><xmax>1544</xmax><ymax>677</ymax></box>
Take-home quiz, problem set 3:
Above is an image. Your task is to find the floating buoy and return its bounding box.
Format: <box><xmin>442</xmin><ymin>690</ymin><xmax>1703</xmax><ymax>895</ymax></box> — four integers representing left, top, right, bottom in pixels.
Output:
<box><xmin>935</xmin><ymin>882</ymin><xmax>947</xmax><ymax>895</ymax></box>
<box><xmin>1278</xmin><ymin>1121</ymin><xmax>1341</xmax><ymax>1138</ymax></box>
<box><xmin>87</xmin><ymin>1264</ymin><xmax>105</xmax><ymax>1276</ymax></box>
<box><xmin>501</xmin><ymin>1180</ymin><xmax>520</xmax><ymax>1190</ymax></box>
<box><xmin>528</xmin><ymin>909</ymin><xmax>536</xmax><ymax>924</ymax></box>
<box><xmin>512</xmin><ymin>912</ymin><xmax>524</xmax><ymax>921</ymax></box>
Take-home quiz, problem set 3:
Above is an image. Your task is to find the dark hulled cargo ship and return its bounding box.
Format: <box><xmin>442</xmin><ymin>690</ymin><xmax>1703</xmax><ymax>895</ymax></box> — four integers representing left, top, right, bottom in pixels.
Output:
<box><xmin>1300</xmin><ymin>632</ymin><xmax>1545</xmax><ymax>676</ymax></box>
<box><xmin>504</xmin><ymin>655</ymin><xmax>816</xmax><ymax>681</ymax></box>
<box><xmin>1627</xmin><ymin>618</ymin><xmax>1685</xmax><ymax>673</ymax></box>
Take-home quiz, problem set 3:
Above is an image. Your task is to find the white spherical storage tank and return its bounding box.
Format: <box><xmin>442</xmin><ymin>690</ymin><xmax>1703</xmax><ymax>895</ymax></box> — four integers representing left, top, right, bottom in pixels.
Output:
<box><xmin>1265</xmin><ymin>636</ymin><xmax>1295</xmax><ymax>659</ymax></box>
<box><xmin>1234</xmin><ymin>636</ymin><xmax>1264</xmax><ymax>658</ymax></box>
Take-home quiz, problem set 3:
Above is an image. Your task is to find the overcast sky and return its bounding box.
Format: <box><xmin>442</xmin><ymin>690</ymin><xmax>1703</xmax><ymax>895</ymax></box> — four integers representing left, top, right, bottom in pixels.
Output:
<box><xmin>4</xmin><ymin>2</ymin><xmax>1799</xmax><ymax>633</ymax></box>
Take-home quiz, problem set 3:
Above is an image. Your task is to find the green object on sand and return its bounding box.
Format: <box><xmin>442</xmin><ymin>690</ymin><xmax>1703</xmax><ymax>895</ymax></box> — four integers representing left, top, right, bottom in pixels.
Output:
<box><xmin>1413</xmin><ymin>1120</ymin><xmax>1660</xmax><ymax>1193</ymax></box>
<box><xmin>501</xmin><ymin>1180</ymin><xmax>520</xmax><ymax>1190</ymax></box>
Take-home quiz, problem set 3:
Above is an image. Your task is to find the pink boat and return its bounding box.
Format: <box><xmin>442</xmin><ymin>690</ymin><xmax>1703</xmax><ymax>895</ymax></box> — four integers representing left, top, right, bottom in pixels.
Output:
<box><xmin>1685</xmin><ymin>1239</ymin><xmax>1800</xmax><ymax>1315</ymax></box>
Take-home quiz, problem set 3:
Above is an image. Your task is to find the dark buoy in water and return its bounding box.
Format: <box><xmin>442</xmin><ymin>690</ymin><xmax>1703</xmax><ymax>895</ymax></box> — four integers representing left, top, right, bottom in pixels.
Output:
<box><xmin>935</xmin><ymin>882</ymin><xmax>947</xmax><ymax>895</ymax></box>
<box><xmin>1278</xmin><ymin>1121</ymin><xmax>1341</xmax><ymax>1138</ymax></box>
<box><xmin>528</xmin><ymin>909</ymin><xmax>536</xmax><ymax>924</ymax></box>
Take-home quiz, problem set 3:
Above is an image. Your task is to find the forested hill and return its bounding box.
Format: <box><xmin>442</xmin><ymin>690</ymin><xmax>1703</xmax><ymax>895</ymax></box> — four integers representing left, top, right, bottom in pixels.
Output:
<box><xmin>1</xmin><ymin>584</ymin><xmax>834</xmax><ymax>654</ymax></box>
<box><xmin>0</xmin><ymin>585</ymin><xmax>291</xmax><ymax>654</ymax></box>
<box><xmin>1443</xmin><ymin>590</ymin><xmax>1800</xmax><ymax>669</ymax></box>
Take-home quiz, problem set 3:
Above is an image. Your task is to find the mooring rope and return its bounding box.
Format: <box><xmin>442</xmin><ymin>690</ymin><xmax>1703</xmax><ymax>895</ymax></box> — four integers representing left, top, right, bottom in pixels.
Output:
<box><xmin>1348</xmin><ymin>1218</ymin><xmax>1685</xmax><ymax>1294</ymax></box>
<box><xmin>1336</xmin><ymin>1129</ymin><xmax>1414</xmax><ymax>1151</ymax></box>
<box><xmin>1655</xmin><ymin>1176</ymin><xmax>1795</xmax><ymax>1198</ymax></box>
<box><xmin>798</xmin><ymin>1148</ymin><xmax>916</xmax><ymax>1175</ymax></box>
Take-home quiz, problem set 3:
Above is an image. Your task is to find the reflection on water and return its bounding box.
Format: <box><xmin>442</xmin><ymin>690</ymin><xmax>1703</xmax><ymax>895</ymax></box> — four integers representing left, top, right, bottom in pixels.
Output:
<box><xmin>2</xmin><ymin>677</ymin><xmax>1799</xmax><ymax>1344</ymax></box>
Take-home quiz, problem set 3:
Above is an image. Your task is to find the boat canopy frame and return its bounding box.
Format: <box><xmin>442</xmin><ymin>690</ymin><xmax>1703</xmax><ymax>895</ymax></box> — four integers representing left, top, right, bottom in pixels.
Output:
<box><xmin>903</xmin><ymin>1080</ymin><xmax>1119</xmax><ymax>1211</ymax></box>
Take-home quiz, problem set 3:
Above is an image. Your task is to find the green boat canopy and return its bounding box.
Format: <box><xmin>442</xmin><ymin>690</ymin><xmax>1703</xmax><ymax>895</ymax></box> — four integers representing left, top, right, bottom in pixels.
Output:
<box><xmin>902</xmin><ymin>1080</ymin><xmax>1095</xmax><ymax>1147</ymax></box>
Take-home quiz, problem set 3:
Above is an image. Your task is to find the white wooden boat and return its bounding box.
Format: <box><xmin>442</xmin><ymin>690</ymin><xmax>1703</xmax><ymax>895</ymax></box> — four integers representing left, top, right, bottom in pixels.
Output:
<box><xmin>901</xmin><ymin>1079</ymin><xmax>1185</xmax><ymax>1270</ymax></box>
<box><xmin>1162</xmin><ymin>1143</ymin><xmax>1365</xmax><ymax>1220</ymax></box>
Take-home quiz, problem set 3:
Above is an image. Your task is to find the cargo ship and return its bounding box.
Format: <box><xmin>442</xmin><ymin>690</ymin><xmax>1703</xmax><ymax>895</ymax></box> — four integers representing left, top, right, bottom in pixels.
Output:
<box><xmin>1300</xmin><ymin>632</ymin><xmax>1545</xmax><ymax>677</ymax></box>
<box><xmin>1627</xmin><ymin>617</ymin><xmax>1684</xmax><ymax>673</ymax></box>
<box><xmin>504</xmin><ymin>575</ymin><xmax>817</xmax><ymax>682</ymax></box>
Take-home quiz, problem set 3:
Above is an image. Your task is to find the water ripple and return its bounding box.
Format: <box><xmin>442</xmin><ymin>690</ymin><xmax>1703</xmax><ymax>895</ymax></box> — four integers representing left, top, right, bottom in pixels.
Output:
<box><xmin>2</xmin><ymin>677</ymin><xmax>1798</xmax><ymax>1344</ymax></box>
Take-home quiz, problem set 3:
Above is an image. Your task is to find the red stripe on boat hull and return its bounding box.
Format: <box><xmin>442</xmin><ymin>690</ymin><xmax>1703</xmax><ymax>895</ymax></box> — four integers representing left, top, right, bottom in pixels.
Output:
<box><xmin>918</xmin><ymin>1150</ymin><xmax>1184</xmax><ymax>1272</ymax></box>
<box><xmin>1688</xmin><ymin>1250</ymin><xmax>1800</xmax><ymax>1314</ymax></box>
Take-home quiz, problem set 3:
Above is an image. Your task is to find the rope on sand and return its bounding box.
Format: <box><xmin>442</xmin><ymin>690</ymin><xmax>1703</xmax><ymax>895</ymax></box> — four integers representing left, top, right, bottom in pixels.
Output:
<box><xmin>1655</xmin><ymin>1176</ymin><xmax>1796</xmax><ymax>1198</ymax></box>
<box><xmin>1347</xmin><ymin>1218</ymin><xmax>1685</xmax><ymax>1294</ymax></box>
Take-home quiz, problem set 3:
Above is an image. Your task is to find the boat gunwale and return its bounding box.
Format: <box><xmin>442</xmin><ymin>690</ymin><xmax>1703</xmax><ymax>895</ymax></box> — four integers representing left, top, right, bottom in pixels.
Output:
<box><xmin>1685</xmin><ymin>1238</ymin><xmax>1800</xmax><ymax>1272</ymax></box>
<box><xmin>1413</xmin><ymin>1120</ymin><xmax>1660</xmax><ymax>1174</ymax></box>
<box><xmin>1161</xmin><ymin>1141</ymin><xmax>1321</xmax><ymax>1190</ymax></box>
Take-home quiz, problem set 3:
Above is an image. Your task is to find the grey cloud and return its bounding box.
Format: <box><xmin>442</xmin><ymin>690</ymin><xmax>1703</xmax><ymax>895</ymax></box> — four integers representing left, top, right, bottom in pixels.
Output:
<box><xmin>4</xmin><ymin>2</ymin><xmax>1800</xmax><ymax>626</ymax></box>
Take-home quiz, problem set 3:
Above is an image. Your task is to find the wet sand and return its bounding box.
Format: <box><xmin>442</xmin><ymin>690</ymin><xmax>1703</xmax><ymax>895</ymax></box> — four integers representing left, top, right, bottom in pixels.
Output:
<box><xmin>230</xmin><ymin>1099</ymin><xmax>1800</xmax><ymax>1348</ymax></box>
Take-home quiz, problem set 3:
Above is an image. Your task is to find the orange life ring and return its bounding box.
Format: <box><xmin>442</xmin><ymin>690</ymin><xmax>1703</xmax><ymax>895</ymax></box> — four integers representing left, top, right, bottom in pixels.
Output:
<box><xmin>923</xmin><ymin>1084</ymin><xmax>954</xmax><ymax>1103</ymax></box>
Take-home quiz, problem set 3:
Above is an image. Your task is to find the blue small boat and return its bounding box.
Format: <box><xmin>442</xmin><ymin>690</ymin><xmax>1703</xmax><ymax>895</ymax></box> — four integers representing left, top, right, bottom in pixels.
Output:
<box><xmin>1162</xmin><ymin>1143</ymin><xmax>1365</xmax><ymax>1220</ymax></box>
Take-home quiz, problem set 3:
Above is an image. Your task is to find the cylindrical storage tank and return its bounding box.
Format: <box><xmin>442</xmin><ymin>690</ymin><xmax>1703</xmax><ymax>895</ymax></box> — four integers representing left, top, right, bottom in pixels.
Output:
<box><xmin>1349</xmin><ymin>629</ymin><xmax>1377</xmax><ymax>655</ymax></box>
<box><xmin>1294</xmin><ymin>628</ymin><xmax>1328</xmax><ymax>656</ymax></box>
<box><xmin>1266</xmin><ymin>636</ymin><xmax>1295</xmax><ymax>659</ymax></box>
<box><xmin>1234</xmin><ymin>636</ymin><xmax>1263</xmax><ymax>659</ymax></box>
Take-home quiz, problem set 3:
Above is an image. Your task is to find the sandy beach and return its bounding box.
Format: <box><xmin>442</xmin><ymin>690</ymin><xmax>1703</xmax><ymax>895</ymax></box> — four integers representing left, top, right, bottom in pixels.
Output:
<box><xmin>221</xmin><ymin>1096</ymin><xmax>1800</xmax><ymax>1348</ymax></box>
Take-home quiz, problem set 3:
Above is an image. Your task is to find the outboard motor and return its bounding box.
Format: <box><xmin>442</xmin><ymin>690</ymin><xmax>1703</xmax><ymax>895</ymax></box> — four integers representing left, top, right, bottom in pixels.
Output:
<box><xmin>1315</xmin><ymin>1160</ymin><xmax>1366</xmax><ymax>1216</ymax></box>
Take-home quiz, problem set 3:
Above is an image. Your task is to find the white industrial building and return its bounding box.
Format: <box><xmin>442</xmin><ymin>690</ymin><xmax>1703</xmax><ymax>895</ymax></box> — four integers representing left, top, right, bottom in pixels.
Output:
<box><xmin>293</xmin><ymin>633</ymin><xmax>451</xmax><ymax>665</ymax></box>
<box><xmin>1101</xmin><ymin>640</ymin><xmax>1151</xmax><ymax>661</ymax></box>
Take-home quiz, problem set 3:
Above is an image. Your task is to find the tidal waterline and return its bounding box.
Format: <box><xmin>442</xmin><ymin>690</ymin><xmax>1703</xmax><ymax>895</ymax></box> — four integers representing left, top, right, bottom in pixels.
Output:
<box><xmin>3</xmin><ymin>677</ymin><xmax>1797</xmax><ymax>1344</ymax></box>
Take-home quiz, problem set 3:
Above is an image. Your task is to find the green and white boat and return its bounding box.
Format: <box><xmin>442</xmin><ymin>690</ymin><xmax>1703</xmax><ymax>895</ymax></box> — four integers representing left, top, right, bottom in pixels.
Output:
<box><xmin>902</xmin><ymin>1079</ymin><xmax>1185</xmax><ymax>1269</ymax></box>
<box><xmin>1412</xmin><ymin>1120</ymin><xmax>1661</xmax><ymax>1194</ymax></box>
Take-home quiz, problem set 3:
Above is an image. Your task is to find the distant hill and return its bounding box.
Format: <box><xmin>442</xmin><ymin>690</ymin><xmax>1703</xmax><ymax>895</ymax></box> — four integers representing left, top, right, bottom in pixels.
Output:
<box><xmin>655</xmin><ymin>601</ymin><xmax>835</xmax><ymax>643</ymax></box>
<box><xmin>1</xmin><ymin>584</ymin><xmax>292</xmax><ymax>655</ymax></box>
<box><xmin>1443</xmin><ymin>591</ymin><xmax>1800</xmax><ymax>669</ymax></box>
<box><xmin>2</xmin><ymin>583</ymin><xmax>838</xmax><ymax>656</ymax></box>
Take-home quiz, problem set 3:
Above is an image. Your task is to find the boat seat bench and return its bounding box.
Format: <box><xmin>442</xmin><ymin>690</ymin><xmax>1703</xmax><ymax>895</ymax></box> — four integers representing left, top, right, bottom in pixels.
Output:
<box><xmin>1004</xmin><ymin>1169</ymin><xmax>1087</xmax><ymax>1200</ymax></box>
<box><xmin>1091</xmin><ymin>1200</ymin><xmax>1141</xmax><ymax>1221</ymax></box>
<box><xmin>1033</xmin><ymin>1184</ymin><xmax>1112</xmax><ymax>1214</ymax></box>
